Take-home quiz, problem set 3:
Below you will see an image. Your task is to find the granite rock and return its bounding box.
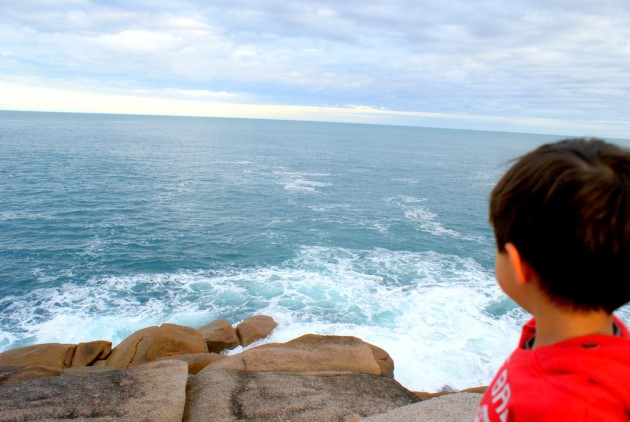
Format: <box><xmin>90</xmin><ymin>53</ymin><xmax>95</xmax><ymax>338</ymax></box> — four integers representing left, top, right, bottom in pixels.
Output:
<box><xmin>0</xmin><ymin>343</ymin><xmax>76</xmax><ymax>368</ymax></box>
<box><xmin>0</xmin><ymin>360</ymin><xmax>188</xmax><ymax>421</ymax></box>
<box><xmin>199</xmin><ymin>319</ymin><xmax>240</xmax><ymax>353</ymax></box>
<box><xmin>236</xmin><ymin>315</ymin><xmax>278</xmax><ymax>347</ymax></box>
<box><xmin>184</xmin><ymin>369</ymin><xmax>419</xmax><ymax>422</ymax></box>
<box><xmin>206</xmin><ymin>334</ymin><xmax>393</xmax><ymax>377</ymax></box>
<box><xmin>106</xmin><ymin>323</ymin><xmax>208</xmax><ymax>368</ymax></box>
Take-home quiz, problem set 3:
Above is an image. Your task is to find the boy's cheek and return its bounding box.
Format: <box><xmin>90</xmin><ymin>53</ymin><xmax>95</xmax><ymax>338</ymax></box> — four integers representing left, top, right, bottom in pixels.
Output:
<box><xmin>495</xmin><ymin>252</ymin><xmax>523</xmax><ymax>304</ymax></box>
<box><xmin>494</xmin><ymin>252</ymin><xmax>512</xmax><ymax>292</ymax></box>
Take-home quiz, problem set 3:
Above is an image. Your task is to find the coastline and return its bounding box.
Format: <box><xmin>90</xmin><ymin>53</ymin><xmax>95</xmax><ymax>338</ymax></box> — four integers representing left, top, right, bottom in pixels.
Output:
<box><xmin>0</xmin><ymin>315</ymin><xmax>485</xmax><ymax>420</ymax></box>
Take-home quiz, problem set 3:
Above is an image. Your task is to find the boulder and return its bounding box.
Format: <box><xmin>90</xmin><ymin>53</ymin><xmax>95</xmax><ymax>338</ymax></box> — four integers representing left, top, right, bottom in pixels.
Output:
<box><xmin>155</xmin><ymin>353</ymin><xmax>227</xmax><ymax>374</ymax></box>
<box><xmin>360</xmin><ymin>392</ymin><xmax>482</xmax><ymax>422</ymax></box>
<box><xmin>204</xmin><ymin>334</ymin><xmax>393</xmax><ymax>377</ymax></box>
<box><xmin>462</xmin><ymin>386</ymin><xmax>488</xmax><ymax>394</ymax></box>
<box><xmin>414</xmin><ymin>385</ymin><xmax>487</xmax><ymax>401</ymax></box>
<box><xmin>106</xmin><ymin>323</ymin><xmax>208</xmax><ymax>368</ymax></box>
<box><xmin>0</xmin><ymin>360</ymin><xmax>188</xmax><ymax>421</ymax></box>
<box><xmin>0</xmin><ymin>343</ymin><xmax>76</xmax><ymax>368</ymax></box>
<box><xmin>0</xmin><ymin>366</ymin><xmax>62</xmax><ymax>386</ymax></box>
<box><xmin>71</xmin><ymin>340</ymin><xmax>112</xmax><ymax>367</ymax></box>
<box><xmin>63</xmin><ymin>366</ymin><xmax>118</xmax><ymax>376</ymax></box>
<box><xmin>199</xmin><ymin>319</ymin><xmax>239</xmax><ymax>352</ymax></box>
<box><xmin>184</xmin><ymin>369</ymin><xmax>419</xmax><ymax>421</ymax></box>
<box><xmin>367</xmin><ymin>343</ymin><xmax>394</xmax><ymax>378</ymax></box>
<box><xmin>236</xmin><ymin>315</ymin><xmax>277</xmax><ymax>346</ymax></box>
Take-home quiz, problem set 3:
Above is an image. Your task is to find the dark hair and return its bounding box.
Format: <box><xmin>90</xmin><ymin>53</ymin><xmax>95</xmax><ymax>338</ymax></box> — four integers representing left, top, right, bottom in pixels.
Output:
<box><xmin>490</xmin><ymin>138</ymin><xmax>630</xmax><ymax>313</ymax></box>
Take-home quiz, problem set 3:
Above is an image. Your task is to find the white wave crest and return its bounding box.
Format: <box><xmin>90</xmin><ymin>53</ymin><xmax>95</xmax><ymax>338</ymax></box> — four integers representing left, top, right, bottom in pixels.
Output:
<box><xmin>0</xmin><ymin>246</ymin><xmax>532</xmax><ymax>392</ymax></box>
<box><xmin>273</xmin><ymin>171</ymin><xmax>333</xmax><ymax>193</ymax></box>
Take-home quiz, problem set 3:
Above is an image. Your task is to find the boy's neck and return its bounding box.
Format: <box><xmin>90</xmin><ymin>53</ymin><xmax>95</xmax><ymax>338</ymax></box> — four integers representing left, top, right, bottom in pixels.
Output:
<box><xmin>531</xmin><ymin>302</ymin><xmax>614</xmax><ymax>348</ymax></box>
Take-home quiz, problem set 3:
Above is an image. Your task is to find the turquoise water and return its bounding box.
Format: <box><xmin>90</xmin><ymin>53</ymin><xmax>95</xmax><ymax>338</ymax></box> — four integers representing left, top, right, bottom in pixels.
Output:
<box><xmin>1</xmin><ymin>111</ymin><xmax>628</xmax><ymax>390</ymax></box>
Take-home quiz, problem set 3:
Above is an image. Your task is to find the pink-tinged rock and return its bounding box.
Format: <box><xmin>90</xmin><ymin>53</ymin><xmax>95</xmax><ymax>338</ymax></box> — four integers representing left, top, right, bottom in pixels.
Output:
<box><xmin>198</xmin><ymin>319</ymin><xmax>239</xmax><ymax>353</ymax></box>
<box><xmin>71</xmin><ymin>340</ymin><xmax>112</xmax><ymax>367</ymax></box>
<box><xmin>155</xmin><ymin>353</ymin><xmax>227</xmax><ymax>374</ymax></box>
<box><xmin>184</xmin><ymin>369</ymin><xmax>419</xmax><ymax>421</ymax></box>
<box><xmin>0</xmin><ymin>366</ymin><xmax>63</xmax><ymax>386</ymax></box>
<box><xmin>236</xmin><ymin>315</ymin><xmax>278</xmax><ymax>347</ymax></box>
<box><xmin>0</xmin><ymin>344</ymin><xmax>76</xmax><ymax>368</ymax></box>
<box><xmin>204</xmin><ymin>334</ymin><xmax>394</xmax><ymax>377</ymax></box>
<box><xmin>0</xmin><ymin>360</ymin><xmax>188</xmax><ymax>422</ymax></box>
<box><xmin>106</xmin><ymin>323</ymin><xmax>208</xmax><ymax>368</ymax></box>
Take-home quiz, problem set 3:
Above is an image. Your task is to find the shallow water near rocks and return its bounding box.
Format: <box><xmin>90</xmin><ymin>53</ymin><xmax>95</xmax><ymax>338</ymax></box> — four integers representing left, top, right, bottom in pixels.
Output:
<box><xmin>1</xmin><ymin>111</ymin><xmax>628</xmax><ymax>391</ymax></box>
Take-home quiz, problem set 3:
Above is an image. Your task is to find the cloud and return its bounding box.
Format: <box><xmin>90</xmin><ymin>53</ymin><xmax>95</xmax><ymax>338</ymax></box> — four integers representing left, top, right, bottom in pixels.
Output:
<box><xmin>1</xmin><ymin>0</ymin><xmax>629</xmax><ymax>136</ymax></box>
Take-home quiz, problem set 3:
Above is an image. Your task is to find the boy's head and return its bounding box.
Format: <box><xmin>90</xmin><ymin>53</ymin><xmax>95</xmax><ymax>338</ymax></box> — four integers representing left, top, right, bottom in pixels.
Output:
<box><xmin>490</xmin><ymin>138</ymin><xmax>630</xmax><ymax>313</ymax></box>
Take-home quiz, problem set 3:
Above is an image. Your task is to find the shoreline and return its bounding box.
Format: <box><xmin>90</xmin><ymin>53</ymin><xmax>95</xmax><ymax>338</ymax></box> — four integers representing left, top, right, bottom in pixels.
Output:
<box><xmin>0</xmin><ymin>315</ymin><xmax>485</xmax><ymax>420</ymax></box>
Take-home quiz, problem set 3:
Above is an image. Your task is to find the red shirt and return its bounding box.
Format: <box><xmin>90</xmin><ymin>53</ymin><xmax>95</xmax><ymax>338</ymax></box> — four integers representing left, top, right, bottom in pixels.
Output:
<box><xmin>475</xmin><ymin>316</ymin><xmax>630</xmax><ymax>421</ymax></box>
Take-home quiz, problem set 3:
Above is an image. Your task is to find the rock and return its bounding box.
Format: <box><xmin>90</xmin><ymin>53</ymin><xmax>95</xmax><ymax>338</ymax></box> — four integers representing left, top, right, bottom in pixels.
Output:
<box><xmin>71</xmin><ymin>340</ymin><xmax>112</xmax><ymax>367</ymax></box>
<box><xmin>184</xmin><ymin>369</ymin><xmax>420</xmax><ymax>421</ymax></box>
<box><xmin>155</xmin><ymin>353</ymin><xmax>227</xmax><ymax>374</ymax></box>
<box><xmin>367</xmin><ymin>343</ymin><xmax>394</xmax><ymax>378</ymax></box>
<box><xmin>414</xmin><ymin>385</ymin><xmax>487</xmax><ymax>401</ymax></box>
<box><xmin>199</xmin><ymin>319</ymin><xmax>240</xmax><ymax>352</ymax></box>
<box><xmin>414</xmin><ymin>390</ymin><xmax>452</xmax><ymax>400</ymax></box>
<box><xmin>0</xmin><ymin>360</ymin><xmax>188</xmax><ymax>421</ymax></box>
<box><xmin>106</xmin><ymin>323</ymin><xmax>209</xmax><ymax>368</ymax></box>
<box><xmin>462</xmin><ymin>385</ymin><xmax>488</xmax><ymax>394</ymax></box>
<box><xmin>204</xmin><ymin>334</ymin><xmax>393</xmax><ymax>377</ymax></box>
<box><xmin>63</xmin><ymin>366</ymin><xmax>118</xmax><ymax>376</ymax></box>
<box><xmin>0</xmin><ymin>366</ymin><xmax>62</xmax><ymax>386</ymax></box>
<box><xmin>360</xmin><ymin>392</ymin><xmax>481</xmax><ymax>422</ymax></box>
<box><xmin>0</xmin><ymin>343</ymin><xmax>76</xmax><ymax>368</ymax></box>
<box><xmin>236</xmin><ymin>315</ymin><xmax>278</xmax><ymax>346</ymax></box>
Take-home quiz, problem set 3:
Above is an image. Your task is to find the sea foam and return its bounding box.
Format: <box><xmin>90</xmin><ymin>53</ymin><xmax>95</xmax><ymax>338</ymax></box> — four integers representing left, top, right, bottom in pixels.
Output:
<box><xmin>1</xmin><ymin>246</ymin><xmax>530</xmax><ymax>391</ymax></box>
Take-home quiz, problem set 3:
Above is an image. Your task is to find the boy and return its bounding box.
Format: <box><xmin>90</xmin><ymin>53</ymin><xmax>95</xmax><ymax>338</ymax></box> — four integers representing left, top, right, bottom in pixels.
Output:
<box><xmin>476</xmin><ymin>138</ymin><xmax>630</xmax><ymax>421</ymax></box>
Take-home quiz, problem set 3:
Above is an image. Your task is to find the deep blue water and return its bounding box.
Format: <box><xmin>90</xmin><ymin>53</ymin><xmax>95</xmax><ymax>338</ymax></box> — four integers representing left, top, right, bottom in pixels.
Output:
<box><xmin>1</xmin><ymin>111</ymin><xmax>628</xmax><ymax>390</ymax></box>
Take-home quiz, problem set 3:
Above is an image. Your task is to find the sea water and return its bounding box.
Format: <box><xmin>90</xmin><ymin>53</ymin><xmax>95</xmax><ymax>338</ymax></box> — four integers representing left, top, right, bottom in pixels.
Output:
<box><xmin>1</xmin><ymin>111</ymin><xmax>628</xmax><ymax>391</ymax></box>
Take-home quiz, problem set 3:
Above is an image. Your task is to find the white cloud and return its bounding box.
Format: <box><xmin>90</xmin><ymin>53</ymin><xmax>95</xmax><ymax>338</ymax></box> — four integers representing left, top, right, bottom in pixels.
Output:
<box><xmin>0</xmin><ymin>0</ymin><xmax>629</xmax><ymax>136</ymax></box>
<box><xmin>2</xmin><ymin>78</ymin><xmax>629</xmax><ymax>138</ymax></box>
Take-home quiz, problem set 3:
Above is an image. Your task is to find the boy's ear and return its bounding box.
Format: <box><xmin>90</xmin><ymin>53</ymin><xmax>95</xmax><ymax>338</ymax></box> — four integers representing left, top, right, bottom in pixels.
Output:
<box><xmin>504</xmin><ymin>243</ymin><xmax>535</xmax><ymax>285</ymax></box>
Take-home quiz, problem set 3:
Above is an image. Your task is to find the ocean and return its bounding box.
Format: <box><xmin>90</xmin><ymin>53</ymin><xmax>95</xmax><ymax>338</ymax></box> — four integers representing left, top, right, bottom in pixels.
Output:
<box><xmin>1</xmin><ymin>110</ymin><xmax>628</xmax><ymax>391</ymax></box>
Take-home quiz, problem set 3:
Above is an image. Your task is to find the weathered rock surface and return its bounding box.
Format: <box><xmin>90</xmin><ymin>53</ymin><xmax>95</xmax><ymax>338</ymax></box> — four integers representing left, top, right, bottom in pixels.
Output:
<box><xmin>199</xmin><ymin>319</ymin><xmax>240</xmax><ymax>353</ymax></box>
<box><xmin>206</xmin><ymin>334</ymin><xmax>393</xmax><ymax>377</ymax></box>
<box><xmin>156</xmin><ymin>352</ymin><xmax>227</xmax><ymax>374</ymax></box>
<box><xmin>236</xmin><ymin>315</ymin><xmax>278</xmax><ymax>346</ymax></box>
<box><xmin>184</xmin><ymin>369</ymin><xmax>420</xmax><ymax>422</ymax></box>
<box><xmin>71</xmin><ymin>340</ymin><xmax>112</xmax><ymax>367</ymax></box>
<box><xmin>360</xmin><ymin>392</ymin><xmax>482</xmax><ymax>422</ymax></box>
<box><xmin>106</xmin><ymin>323</ymin><xmax>208</xmax><ymax>368</ymax></box>
<box><xmin>0</xmin><ymin>360</ymin><xmax>188</xmax><ymax>421</ymax></box>
<box><xmin>63</xmin><ymin>366</ymin><xmax>119</xmax><ymax>376</ymax></box>
<box><xmin>0</xmin><ymin>366</ymin><xmax>63</xmax><ymax>386</ymax></box>
<box><xmin>414</xmin><ymin>385</ymin><xmax>488</xmax><ymax>400</ymax></box>
<box><xmin>0</xmin><ymin>343</ymin><xmax>76</xmax><ymax>368</ymax></box>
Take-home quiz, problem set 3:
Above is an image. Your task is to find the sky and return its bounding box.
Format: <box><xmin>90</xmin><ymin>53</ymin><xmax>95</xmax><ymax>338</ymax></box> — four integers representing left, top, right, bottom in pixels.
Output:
<box><xmin>1</xmin><ymin>0</ymin><xmax>630</xmax><ymax>137</ymax></box>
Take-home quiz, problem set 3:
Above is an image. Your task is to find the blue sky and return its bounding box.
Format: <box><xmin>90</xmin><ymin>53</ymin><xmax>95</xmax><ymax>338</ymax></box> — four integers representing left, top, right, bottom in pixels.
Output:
<box><xmin>1</xmin><ymin>0</ymin><xmax>630</xmax><ymax>137</ymax></box>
